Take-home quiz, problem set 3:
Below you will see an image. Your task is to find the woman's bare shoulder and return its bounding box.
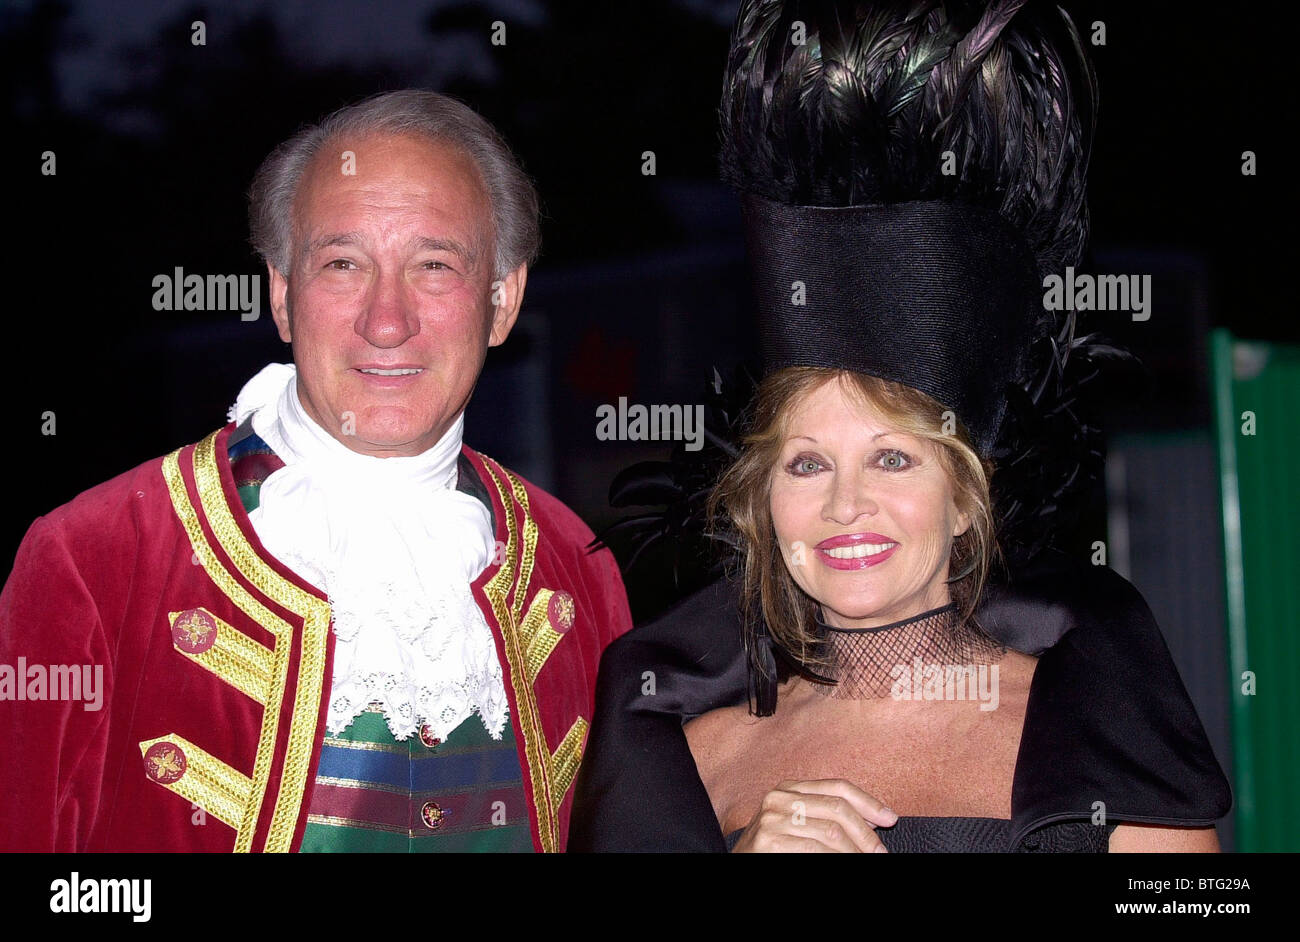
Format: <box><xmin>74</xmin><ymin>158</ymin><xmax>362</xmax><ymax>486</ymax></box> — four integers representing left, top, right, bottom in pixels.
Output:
<box><xmin>685</xmin><ymin>701</ymin><xmax>754</xmax><ymax>741</ymax></box>
<box><xmin>684</xmin><ymin>700</ymin><xmax>765</xmax><ymax>764</ymax></box>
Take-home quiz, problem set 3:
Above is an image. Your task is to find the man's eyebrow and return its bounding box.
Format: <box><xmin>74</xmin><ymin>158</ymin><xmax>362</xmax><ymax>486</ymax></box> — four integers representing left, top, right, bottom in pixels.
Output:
<box><xmin>305</xmin><ymin>231</ymin><xmax>364</xmax><ymax>255</ymax></box>
<box><xmin>413</xmin><ymin>236</ymin><xmax>477</xmax><ymax>263</ymax></box>
<box><xmin>303</xmin><ymin>232</ymin><xmax>480</xmax><ymax>266</ymax></box>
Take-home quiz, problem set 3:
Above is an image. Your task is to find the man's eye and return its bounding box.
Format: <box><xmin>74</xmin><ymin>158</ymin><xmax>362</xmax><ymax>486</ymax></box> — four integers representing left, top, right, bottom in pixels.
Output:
<box><xmin>422</xmin><ymin>260</ymin><xmax>451</xmax><ymax>271</ymax></box>
<box><xmin>878</xmin><ymin>449</ymin><xmax>912</xmax><ymax>471</ymax></box>
<box><xmin>325</xmin><ymin>259</ymin><xmax>355</xmax><ymax>271</ymax></box>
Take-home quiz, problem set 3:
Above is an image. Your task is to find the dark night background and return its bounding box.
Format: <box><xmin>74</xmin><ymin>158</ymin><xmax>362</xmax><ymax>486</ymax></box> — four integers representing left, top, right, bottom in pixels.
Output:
<box><xmin>3</xmin><ymin>0</ymin><xmax>1294</xmax><ymax>852</ymax></box>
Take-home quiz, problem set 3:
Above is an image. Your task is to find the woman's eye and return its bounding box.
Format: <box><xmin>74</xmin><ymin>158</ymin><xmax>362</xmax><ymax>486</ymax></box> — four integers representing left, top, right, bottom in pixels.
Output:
<box><xmin>788</xmin><ymin>456</ymin><xmax>823</xmax><ymax>475</ymax></box>
<box><xmin>878</xmin><ymin>449</ymin><xmax>911</xmax><ymax>471</ymax></box>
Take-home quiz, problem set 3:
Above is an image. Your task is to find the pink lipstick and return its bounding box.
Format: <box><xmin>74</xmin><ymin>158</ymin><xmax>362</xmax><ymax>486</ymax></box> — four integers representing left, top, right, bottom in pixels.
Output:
<box><xmin>813</xmin><ymin>532</ymin><xmax>899</xmax><ymax>571</ymax></box>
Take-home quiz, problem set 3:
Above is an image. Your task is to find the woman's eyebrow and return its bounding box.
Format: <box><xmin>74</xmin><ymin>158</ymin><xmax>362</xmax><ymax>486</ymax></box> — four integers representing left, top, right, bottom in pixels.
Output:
<box><xmin>785</xmin><ymin>432</ymin><xmax>898</xmax><ymax>444</ymax></box>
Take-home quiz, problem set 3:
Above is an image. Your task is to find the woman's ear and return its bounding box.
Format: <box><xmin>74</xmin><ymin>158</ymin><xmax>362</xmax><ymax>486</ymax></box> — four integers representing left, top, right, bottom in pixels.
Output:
<box><xmin>952</xmin><ymin>502</ymin><xmax>972</xmax><ymax>538</ymax></box>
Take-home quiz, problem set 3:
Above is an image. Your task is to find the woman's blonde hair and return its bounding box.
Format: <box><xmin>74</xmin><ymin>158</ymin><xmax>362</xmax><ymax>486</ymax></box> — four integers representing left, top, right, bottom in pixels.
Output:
<box><xmin>709</xmin><ymin>367</ymin><xmax>999</xmax><ymax>673</ymax></box>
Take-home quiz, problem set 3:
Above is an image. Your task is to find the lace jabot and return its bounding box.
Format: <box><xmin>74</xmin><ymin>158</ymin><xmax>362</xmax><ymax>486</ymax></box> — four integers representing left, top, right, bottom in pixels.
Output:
<box><xmin>228</xmin><ymin>363</ymin><xmax>508</xmax><ymax>742</ymax></box>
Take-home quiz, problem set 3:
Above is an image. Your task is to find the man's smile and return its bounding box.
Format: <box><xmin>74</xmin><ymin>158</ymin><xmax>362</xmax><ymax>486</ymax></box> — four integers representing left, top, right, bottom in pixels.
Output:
<box><xmin>351</xmin><ymin>365</ymin><xmax>426</xmax><ymax>387</ymax></box>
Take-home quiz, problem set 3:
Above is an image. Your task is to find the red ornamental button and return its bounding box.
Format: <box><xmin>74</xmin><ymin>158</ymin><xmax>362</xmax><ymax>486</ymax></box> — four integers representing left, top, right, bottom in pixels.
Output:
<box><xmin>144</xmin><ymin>742</ymin><xmax>187</xmax><ymax>785</ymax></box>
<box><xmin>418</xmin><ymin>725</ymin><xmax>441</xmax><ymax>749</ymax></box>
<box><xmin>421</xmin><ymin>801</ymin><xmax>446</xmax><ymax>830</ymax></box>
<box><xmin>548</xmin><ymin>591</ymin><xmax>575</xmax><ymax>633</ymax></box>
<box><xmin>172</xmin><ymin>609</ymin><xmax>217</xmax><ymax>654</ymax></box>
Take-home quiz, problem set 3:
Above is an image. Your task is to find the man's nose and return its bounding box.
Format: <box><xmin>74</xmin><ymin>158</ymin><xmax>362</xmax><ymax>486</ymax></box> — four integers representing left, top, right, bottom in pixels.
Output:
<box><xmin>824</xmin><ymin>468</ymin><xmax>878</xmax><ymax>525</ymax></box>
<box><xmin>356</xmin><ymin>268</ymin><xmax>420</xmax><ymax>347</ymax></box>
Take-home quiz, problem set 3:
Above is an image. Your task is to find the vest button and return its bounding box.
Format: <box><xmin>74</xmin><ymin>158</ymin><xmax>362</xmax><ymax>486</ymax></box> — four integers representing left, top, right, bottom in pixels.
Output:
<box><xmin>421</xmin><ymin>801</ymin><xmax>446</xmax><ymax>830</ymax></box>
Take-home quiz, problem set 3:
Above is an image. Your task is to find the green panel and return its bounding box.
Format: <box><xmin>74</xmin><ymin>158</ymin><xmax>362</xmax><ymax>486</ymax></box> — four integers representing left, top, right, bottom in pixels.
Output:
<box><xmin>1210</xmin><ymin>329</ymin><xmax>1300</xmax><ymax>852</ymax></box>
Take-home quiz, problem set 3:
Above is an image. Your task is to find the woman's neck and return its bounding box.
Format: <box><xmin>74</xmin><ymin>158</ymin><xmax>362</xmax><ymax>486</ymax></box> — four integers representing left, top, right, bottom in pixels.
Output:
<box><xmin>808</xmin><ymin>603</ymin><xmax>1006</xmax><ymax>701</ymax></box>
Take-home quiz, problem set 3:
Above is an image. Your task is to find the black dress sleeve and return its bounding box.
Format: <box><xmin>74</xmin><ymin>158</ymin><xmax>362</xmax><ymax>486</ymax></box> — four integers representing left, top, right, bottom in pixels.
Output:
<box><xmin>568</xmin><ymin>578</ymin><xmax>748</xmax><ymax>851</ymax></box>
<box><xmin>1004</xmin><ymin>555</ymin><xmax>1233</xmax><ymax>845</ymax></box>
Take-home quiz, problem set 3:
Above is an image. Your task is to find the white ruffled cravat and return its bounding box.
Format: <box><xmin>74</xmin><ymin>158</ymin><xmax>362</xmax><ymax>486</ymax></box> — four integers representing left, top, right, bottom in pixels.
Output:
<box><xmin>228</xmin><ymin>363</ymin><xmax>508</xmax><ymax>742</ymax></box>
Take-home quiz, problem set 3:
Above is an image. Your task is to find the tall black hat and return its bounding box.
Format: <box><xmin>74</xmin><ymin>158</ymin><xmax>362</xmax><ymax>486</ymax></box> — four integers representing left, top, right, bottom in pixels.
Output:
<box><xmin>603</xmin><ymin>0</ymin><xmax>1131</xmax><ymax>596</ymax></box>
<box><xmin>743</xmin><ymin>195</ymin><xmax>1041</xmax><ymax>455</ymax></box>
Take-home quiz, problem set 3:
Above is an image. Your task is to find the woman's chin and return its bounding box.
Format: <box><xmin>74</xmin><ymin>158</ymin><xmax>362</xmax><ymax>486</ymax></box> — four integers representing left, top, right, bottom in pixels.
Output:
<box><xmin>817</xmin><ymin>597</ymin><xmax>895</xmax><ymax>626</ymax></box>
<box><xmin>816</xmin><ymin>587</ymin><xmax>942</xmax><ymax>627</ymax></box>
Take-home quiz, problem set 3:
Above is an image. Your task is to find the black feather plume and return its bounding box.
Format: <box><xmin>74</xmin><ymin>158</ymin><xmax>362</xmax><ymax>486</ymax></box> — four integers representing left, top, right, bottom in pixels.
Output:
<box><xmin>593</xmin><ymin>366</ymin><xmax>755</xmax><ymax>586</ymax></box>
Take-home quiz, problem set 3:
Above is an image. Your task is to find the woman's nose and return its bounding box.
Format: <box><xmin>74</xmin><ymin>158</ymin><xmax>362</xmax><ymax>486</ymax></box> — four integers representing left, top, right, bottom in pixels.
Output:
<box><xmin>823</xmin><ymin>469</ymin><xmax>878</xmax><ymax>525</ymax></box>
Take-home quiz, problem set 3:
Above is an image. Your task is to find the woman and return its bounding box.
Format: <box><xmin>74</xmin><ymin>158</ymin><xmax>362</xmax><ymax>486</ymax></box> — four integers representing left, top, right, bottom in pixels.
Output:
<box><xmin>569</xmin><ymin>0</ymin><xmax>1230</xmax><ymax>853</ymax></box>
<box><xmin>688</xmin><ymin>367</ymin><xmax>1215</xmax><ymax>852</ymax></box>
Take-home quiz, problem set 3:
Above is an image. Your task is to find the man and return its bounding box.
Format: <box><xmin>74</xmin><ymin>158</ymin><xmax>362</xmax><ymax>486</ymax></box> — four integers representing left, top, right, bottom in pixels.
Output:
<box><xmin>0</xmin><ymin>89</ymin><xmax>632</xmax><ymax>852</ymax></box>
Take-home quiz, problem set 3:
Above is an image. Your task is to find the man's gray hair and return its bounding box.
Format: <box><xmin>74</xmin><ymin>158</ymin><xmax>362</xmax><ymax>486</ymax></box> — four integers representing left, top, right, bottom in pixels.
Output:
<box><xmin>249</xmin><ymin>89</ymin><xmax>540</xmax><ymax>281</ymax></box>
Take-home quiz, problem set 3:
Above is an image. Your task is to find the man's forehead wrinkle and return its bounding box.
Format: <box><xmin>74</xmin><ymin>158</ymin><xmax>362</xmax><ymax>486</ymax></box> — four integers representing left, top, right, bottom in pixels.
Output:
<box><xmin>300</xmin><ymin>227</ymin><xmax>480</xmax><ymax>268</ymax></box>
<box><xmin>292</xmin><ymin>135</ymin><xmax>492</xmax><ymax>271</ymax></box>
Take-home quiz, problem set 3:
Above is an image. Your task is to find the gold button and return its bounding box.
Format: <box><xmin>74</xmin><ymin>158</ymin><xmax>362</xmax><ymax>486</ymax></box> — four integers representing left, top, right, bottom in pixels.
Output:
<box><xmin>421</xmin><ymin>801</ymin><xmax>445</xmax><ymax>830</ymax></box>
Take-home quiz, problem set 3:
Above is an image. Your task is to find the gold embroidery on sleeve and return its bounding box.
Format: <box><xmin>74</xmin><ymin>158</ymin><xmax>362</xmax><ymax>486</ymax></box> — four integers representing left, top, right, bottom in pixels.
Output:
<box><xmin>168</xmin><ymin>608</ymin><xmax>274</xmax><ymax>705</ymax></box>
<box><xmin>520</xmin><ymin>589</ymin><xmax>564</xmax><ymax>685</ymax></box>
<box><xmin>138</xmin><ymin>734</ymin><xmax>254</xmax><ymax>830</ymax></box>
<box><xmin>549</xmin><ymin>716</ymin><xmax>589</xmax><ymax>813</ymax></box>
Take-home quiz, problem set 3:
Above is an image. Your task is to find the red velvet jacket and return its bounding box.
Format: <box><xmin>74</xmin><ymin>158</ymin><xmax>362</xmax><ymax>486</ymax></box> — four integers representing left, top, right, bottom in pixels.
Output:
<box><xmin>0</xmin><ymin>423</ymin><xmax>631</xmax><ymax>852</ymax></box>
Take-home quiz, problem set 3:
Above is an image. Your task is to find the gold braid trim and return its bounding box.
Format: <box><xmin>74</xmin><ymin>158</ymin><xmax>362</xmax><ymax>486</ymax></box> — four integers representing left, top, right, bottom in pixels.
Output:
<box><xmin>168</xmin><ymin>608</ymin><xmax>274</xmax><ymax>705</ymax></box>
<box><xmin>305</xmin><ymin>814</ymin><xmax>409</xmax><ymax>835</ymax></box>
<box><xmin>520</xmin><ymin>589</ymin><xmax>564</xmax><ymax>685</ymax></box>
<box><xmin>139</xmin><ymin>734</ymin><xmax>254</xmax><ymax>830</ymax></box>
<box><xmin>483</xmin><ymin>457</ymin><xmax>519</xmax><ymax>603</ymax></box>
<box><xmin>506</xmin><ymin>469</ymin><xmax>538</xmax><ymax>627</ymax></box>
<box><xmin>477</xmin><ymin>456</ymin><xmax>556</xmax><ymax>852</ymax></box>
<box><xmin>192</xmin><ymin>432</ymin><xmax>332</xmax><ymax>853</ymax></box>
<box><xmin>163</xmin><ymin>447</ymin><xmax>291</xmax><ymax>852</ymax></box>
<box><xmin>548</xmin><ymin>716</ymin><xmax>589</xmax><ymax>816</ymax></box>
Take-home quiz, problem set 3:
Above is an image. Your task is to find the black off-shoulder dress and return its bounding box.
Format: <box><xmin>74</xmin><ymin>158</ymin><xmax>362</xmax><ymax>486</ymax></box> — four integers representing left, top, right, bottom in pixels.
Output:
<box><xmin>724</xmin><ymin>818</ymin><xmax>1119</xmax><ymax>853</ymax></box>
<box><xmin>569</xmin><ymin>551</ymin><xmax>1231</xmax><ymax>853</ymax></box>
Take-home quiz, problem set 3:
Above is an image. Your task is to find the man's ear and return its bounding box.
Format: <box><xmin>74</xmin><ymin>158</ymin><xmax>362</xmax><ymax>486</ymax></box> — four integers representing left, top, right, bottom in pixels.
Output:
<box><xmin>268</xmin><ymin>261</ymin><xmax>292</xmax><ymax>343</ymax></box>
<box><xmin>487</xmin><ymin>263</ymin><xmax>527</xmax><ymax>347</ymax></box>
